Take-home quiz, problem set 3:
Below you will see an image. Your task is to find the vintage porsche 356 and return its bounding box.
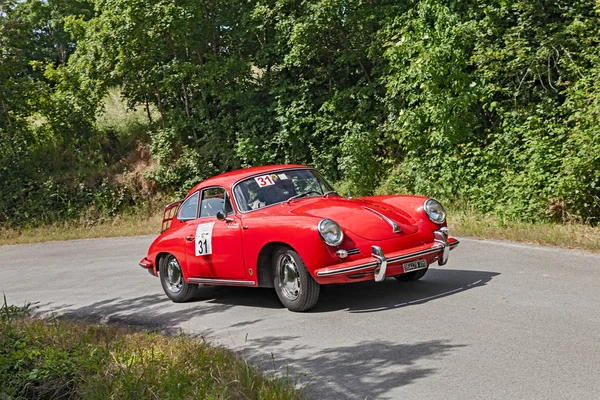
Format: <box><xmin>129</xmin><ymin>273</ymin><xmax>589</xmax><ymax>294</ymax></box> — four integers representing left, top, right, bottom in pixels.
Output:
<box><xmin>139</xmin><ymin>164</ymin><xmax>459</xmax><ymax>311</ymax></box>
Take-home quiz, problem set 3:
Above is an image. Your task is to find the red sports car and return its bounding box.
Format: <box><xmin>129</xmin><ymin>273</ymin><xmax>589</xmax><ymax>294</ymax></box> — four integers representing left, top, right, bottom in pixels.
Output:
<box><xmin>139</xmin><ymin>164</ymin><xmax>459</xmax><ymax>311</ymax></box>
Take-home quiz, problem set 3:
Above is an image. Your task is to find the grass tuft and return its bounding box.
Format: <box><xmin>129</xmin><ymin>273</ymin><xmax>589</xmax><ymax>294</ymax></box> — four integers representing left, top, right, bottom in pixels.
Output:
<box><xmin>0</xmin><ymin>302</ymin><xmax>305</xmax><ymax>399</ymax></box>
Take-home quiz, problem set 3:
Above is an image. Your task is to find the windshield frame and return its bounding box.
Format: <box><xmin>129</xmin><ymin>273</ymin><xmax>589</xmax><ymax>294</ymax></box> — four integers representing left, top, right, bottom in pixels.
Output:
<box><xmin>231</xmin><ymin>167</ymin><xmax>335</xmax><ymax>214</ymax></box>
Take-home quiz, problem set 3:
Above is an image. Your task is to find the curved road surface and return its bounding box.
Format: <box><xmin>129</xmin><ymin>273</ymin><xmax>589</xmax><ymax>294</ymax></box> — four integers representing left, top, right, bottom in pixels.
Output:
<box><xmin>1</xmin><ymin>237</ymin><xmax>599</xmax><ymax>399</ymax></box>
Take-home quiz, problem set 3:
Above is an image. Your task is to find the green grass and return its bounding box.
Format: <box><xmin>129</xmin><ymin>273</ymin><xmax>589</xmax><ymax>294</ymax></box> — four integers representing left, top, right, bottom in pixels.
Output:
<box><xmin>0</xmin><ymin>212</ymin><xmax>163</xmax><ymax>246</ymax></box>
<box><xmin>96</xmin><ymin>86</ymin><xmax>159</xmax><ymax>135</ymax></box>
<box><xmin>0</xmin><ymin>300</ymin><xmax>305</xmax><ymax>400</ymax></box>
<box><xmin>449</xmin><ymin>208</ymin><xmax>600</xmax><ymax>252</ymax></box>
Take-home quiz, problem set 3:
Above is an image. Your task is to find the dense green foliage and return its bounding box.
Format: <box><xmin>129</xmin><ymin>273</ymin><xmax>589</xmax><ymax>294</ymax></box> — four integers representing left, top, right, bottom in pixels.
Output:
<box><xmin>0</xmin><ymin>301</ymin><xmax>302</xmax><ymax>399</ymax></box>
<box><xmin>0</xmin><ymin>0</ymin><xmax>138</xmax><ymax>227</ymax></box>
<box><xmin>1</xmin><ymin>0</ymin><xmax>599</xmax><ymax>226</ymax></box>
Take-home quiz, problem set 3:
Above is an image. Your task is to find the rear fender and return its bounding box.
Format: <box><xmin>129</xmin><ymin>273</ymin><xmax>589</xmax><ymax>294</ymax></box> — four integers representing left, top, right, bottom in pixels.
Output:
<box><xmin>147</xmin><ymin>225</ymin><xmax>189</xmax><ymax>279</ymax></box>
<box><xmin>161</xmin><ymin>200</ymin><xmax>183</xmax><ymax>232</ymax></box>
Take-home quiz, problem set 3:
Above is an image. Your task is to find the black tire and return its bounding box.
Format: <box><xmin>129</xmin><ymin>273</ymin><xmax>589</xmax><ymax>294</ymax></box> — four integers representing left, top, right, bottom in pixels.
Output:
<box><xmin>273</xmin><ymin>246</ymin><xmax>320</xmax><ymax>312</ymax></box>
<box><xmin>159</xmin><ymin>254</ymin><xmax>197</xmax><ymax>302</ymax></box>
<box><xmin>395</xmin><ymin>267</ymin><xmax>429</xmax><ymax>282</ymax></box>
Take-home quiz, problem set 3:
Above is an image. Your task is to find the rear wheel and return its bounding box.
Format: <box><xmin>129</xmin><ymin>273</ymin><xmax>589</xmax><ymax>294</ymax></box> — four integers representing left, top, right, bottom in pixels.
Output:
<box><xmin>273</xmin><ymin>247</ymin><xmax>320</xmax><ymax>312</ymax></box>
<box><xmin>395</xmin><ymin>267</ymin><xmax>429</xmax><ymax>282</ymax></box>
<box><xmin>159</xmin><ymin>254</ymin><xmax>197</xmax><ymax>302</ymax></box>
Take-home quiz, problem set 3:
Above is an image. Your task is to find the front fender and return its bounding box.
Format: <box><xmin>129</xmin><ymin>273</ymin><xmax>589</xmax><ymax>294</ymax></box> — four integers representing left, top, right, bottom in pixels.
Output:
<box><xmin>240</xmin><ymin>215</ymin><xmax>337</xmax><ymax>276</ymax></box>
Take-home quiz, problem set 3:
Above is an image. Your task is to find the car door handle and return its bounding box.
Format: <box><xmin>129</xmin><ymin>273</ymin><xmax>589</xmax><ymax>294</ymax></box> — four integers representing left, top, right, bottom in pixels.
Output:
<box><xmin>185</xmin><ymin>235</ymin><xmax>195</xmax><ymax>241</ymax></box>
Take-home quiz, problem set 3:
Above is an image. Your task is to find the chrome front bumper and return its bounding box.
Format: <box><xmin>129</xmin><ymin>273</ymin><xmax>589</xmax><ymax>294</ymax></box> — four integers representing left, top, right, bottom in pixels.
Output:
<box><xmin>316</xmin><ymin>229</ymin><xmax>458</xmax><ymax>282</ymax></box>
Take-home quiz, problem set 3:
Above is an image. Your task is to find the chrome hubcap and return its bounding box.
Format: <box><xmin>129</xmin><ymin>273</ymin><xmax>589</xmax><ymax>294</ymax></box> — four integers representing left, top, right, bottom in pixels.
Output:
<box><xmin>166</xmin><ymin>257</ymin><xmax>183</xmax><ymax>293</ymax></box>
<box><xmin>278</xmin><ymin>254</ymin><xmax>301</xmax><ymax>301</ymax></box>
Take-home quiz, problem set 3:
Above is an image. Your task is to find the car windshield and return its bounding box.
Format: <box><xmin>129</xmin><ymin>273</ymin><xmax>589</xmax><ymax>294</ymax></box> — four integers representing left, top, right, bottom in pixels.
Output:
<box><xmin>233</xmin><ymin>169</ymin><xmax>336</xmax><ymax>212</ymax></box>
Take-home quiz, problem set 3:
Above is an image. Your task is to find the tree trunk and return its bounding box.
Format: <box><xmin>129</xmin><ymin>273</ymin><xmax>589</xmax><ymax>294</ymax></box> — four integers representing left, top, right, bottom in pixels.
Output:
<box><xmin>155</xmin><ymin>88</ymin><xmax>166</xmax><ymax>129</ymax></box>
<box><xmin>145</xmin><ymin>95</ymin><xmax>152</xmax><ymax>123</ymax></box>
<box><xmin>1</xmin><ymin>96</ymin><xmax>12</xmax><ymax>128</ymax></box>
<box><xmin>181</xmin><ymin>81</ymin><xmax>199</xmax><ymax>147</ymax></box>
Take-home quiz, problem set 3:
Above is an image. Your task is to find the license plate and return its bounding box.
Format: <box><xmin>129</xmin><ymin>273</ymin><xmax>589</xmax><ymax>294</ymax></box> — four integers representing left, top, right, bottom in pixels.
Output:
<box><xmin>403</xmin><ymin>258</ymin><xmax>427</xmax><ymax>273</ymax></box>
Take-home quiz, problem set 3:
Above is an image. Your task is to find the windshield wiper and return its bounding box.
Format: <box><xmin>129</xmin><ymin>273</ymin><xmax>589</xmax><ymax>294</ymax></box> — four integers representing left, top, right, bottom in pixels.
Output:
<box><xmin>323</xmin><ymin>190</ymin><xmax>339</xmax><ymax>197</ymax></box>
<box><xmin>287</xmin><ymin>190</ymin><xmax>320</xmax><ymax>204</ymax></box>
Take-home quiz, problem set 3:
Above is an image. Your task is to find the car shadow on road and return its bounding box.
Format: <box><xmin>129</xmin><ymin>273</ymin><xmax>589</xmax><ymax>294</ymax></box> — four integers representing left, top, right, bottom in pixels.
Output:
<box><xmin>188</xmin><ymin>268</ymin><xmax>499</xmax><ymax>313</ymax></box>
<box><xmin>39</xmin><ymin>268</ymin><xmax>498</xmax><ymax>331</ymax></box>
<box><xmin>315</xmin><ymin>268</ymin><xmax>500</xmax><ymax>313</ymax></box>
<box><xmin>42</xmin><ymin>293</ymin><xmax>227</xmax><ymax>335</ymax></box>
<box><xmin>242</xmin><ymin>335</ymin><xmax>464</xmax><ymax>400</ymax></box>
<box><xmin>191</xmin><ymin>286</ymin><xmax>284</xmax><ymax>309</ymax></box>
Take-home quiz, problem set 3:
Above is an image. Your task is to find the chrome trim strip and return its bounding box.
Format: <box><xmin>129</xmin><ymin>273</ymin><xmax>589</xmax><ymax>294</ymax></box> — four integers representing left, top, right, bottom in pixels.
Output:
<box><xmin>363</xmin><ymin>206</ymin><xmax>402</xmax><ymax>233</ymax></box>
<box><xmin>449</xmin><ymin>240</ymin><xmax>460</xmax><ymax>247</ymax></box>
<box><xmin>387</xmin><ymin>245</ymin><xmax>443</xmax><ymax>264</ymax></box>
<box><xmin>346</xmin><ymin>248</ymin><xmax>361</xmax><ymax>255</ymax></box>
<box><xmin>188</xmin><ymin>278</ymin><xmax>256</xmax><ymax>286</ymax></box>
<box><xmin>316</xmin><ymin>261</ymin><xmax>379</xmax><ymax>277</ymax></box>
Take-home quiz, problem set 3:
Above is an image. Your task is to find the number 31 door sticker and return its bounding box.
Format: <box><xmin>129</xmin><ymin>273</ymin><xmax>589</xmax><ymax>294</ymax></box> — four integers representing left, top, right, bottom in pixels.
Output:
<box><xmin>195</xmin><ymin>222</ymin><xmax>215</xmax><ymax>256</ymax></box>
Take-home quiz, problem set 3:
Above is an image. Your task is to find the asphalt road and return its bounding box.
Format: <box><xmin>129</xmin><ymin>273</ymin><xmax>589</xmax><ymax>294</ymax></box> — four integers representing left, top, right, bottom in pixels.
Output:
<box><xmin>1</xmin><ymin>236</ymin><xmax>599</xmax><ymax>399</ymax></box>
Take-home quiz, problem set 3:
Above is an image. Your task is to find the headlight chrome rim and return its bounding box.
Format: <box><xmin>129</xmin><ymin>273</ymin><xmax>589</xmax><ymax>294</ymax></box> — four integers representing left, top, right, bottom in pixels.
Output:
<box><xmin>424</xmin><ymin>199</ymin><xmax>446</xmax><ymax>225</ymax></box>
<box><xmin>318</xmin><ymin>218</ymin><xmax>344</xmax><ymax>247</ymax></box>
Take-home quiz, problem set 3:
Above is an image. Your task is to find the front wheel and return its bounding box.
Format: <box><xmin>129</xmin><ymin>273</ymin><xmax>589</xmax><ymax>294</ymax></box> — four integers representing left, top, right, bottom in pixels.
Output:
<box><xmin>273</xmin><ymin>247</ymin><xmax>320</xmax><ymax>312</ymax></box>
<box><xmin>395</xmin><ymin>267</ymin><xmax>429</xmax><ymax>282</ymax></box>
<box><xmin>159</xmin><ymin>254</ymin><xmax>197</xmax><ymax>302</ymax></box>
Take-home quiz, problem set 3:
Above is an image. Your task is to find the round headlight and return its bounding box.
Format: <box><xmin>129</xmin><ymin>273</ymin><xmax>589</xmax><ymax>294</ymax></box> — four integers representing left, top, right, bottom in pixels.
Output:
<box><xmin>424</xmin><ymin>199</ymin><xmax>446</xmax><ymax>224</ymax></box>
<box><xmin>318</xmin><ymin>218</ymin><xmax>344</xmax><ymax>246</ymax></box>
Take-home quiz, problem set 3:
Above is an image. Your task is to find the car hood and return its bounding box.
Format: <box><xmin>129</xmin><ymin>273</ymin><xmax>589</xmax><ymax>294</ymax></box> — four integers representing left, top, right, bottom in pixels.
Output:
<box><xmin>289</xmin><ymin>197</ymin><xmax>419</xmax><ymax>241</ymax></box>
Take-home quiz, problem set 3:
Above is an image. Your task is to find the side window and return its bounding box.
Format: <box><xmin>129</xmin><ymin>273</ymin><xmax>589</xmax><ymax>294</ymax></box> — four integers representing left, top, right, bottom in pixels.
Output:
<box><xmin>178</xmin><ymin>192</ymin><xmax>199</xmax><ymax>220</ymax></box>
<box><xmin>200</xmin><ymin>187</ymin><xmax>233</xmax><ymax>218</ymax></box>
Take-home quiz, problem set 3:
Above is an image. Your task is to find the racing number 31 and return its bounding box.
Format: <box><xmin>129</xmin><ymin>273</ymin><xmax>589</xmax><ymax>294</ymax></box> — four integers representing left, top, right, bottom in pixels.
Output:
<box><xmin>255</xmin><ymin>175</ymin><xmax>275</xmax><ymax>187</ymax></box>
<box><xmin>197</xmin><ymin>237</ymin><xmax>208</xmax><ymax>254</ymax></box>
<box><xmin>195</xmin><ymin>222</ymin><xmax>215</xmax><ymax>256</ymax></box>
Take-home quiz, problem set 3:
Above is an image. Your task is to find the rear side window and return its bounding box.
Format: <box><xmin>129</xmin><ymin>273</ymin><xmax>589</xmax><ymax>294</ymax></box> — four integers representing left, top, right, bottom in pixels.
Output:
<box><xmin>178</xmin><ymin>192</ymin><xmax>199</xmax><ymax>220</ymax></box>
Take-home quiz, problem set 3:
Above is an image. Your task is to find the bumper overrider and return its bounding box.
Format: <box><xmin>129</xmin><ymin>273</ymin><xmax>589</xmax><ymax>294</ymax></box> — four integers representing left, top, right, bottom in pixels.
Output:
<box><xmin>139</xmin><ymin>257</ymin><xmax>156</xmax><ymax>276</ymax></box>
<box><xmin>315</xmin><ymin>228</ymin><xmax>459</xmax><ymax>282</ymax></box>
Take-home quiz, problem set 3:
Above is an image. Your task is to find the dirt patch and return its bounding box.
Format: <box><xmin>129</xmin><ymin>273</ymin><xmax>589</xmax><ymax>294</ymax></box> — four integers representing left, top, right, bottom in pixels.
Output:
<box><xmin>114</xmin><ymin>144</ymin><xmax>157</xmax><ymax>196</ymax></box>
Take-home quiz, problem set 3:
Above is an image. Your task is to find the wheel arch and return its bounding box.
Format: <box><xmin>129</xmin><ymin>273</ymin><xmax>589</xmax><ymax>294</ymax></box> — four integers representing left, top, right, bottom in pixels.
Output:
<box><xmin>154</xmin><ymin>252</ymin><xmax>172</xmax><ymax>273</ymax></box>
<box><xmin>256</xmin><ymin>242</ymin><xmax>295</xmax><ymax>288</ymax></box>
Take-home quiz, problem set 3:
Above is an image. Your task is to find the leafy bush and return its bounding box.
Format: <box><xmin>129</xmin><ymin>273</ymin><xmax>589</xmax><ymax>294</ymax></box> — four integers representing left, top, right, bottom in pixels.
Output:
<box><xmin>378</xmin><ymin>0</ymin><xmax>600</xmax><ymax>224</ymax></box>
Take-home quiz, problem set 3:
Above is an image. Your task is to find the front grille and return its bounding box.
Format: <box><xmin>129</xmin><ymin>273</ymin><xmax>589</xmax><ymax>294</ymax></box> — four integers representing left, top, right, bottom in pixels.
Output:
<box><xmin>346</xmin><ymin>248</ymin><xmax>361</xmax><ymax>256</ymax></box>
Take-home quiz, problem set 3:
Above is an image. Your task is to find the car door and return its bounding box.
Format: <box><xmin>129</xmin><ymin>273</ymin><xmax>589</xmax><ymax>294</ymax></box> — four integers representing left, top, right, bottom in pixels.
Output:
<box><xmin>184</xmin><ymin>187</ymin><xmax>246</xmax><ymax>280</ymax></box>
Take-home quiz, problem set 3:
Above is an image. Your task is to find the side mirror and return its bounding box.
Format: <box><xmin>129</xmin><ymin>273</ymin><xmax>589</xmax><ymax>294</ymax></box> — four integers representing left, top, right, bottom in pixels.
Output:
<box><xmin>216</xmin><ymin>210</ymin><xmax>233</xmax><ymax>222</ymax></box>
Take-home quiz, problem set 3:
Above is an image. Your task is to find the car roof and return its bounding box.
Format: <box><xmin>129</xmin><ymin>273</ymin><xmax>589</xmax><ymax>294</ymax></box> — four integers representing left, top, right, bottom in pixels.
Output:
<box><xmin>186</xmin><ymin>164</ymin><xmax>310</xmax><ymax>197</ymax></box>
